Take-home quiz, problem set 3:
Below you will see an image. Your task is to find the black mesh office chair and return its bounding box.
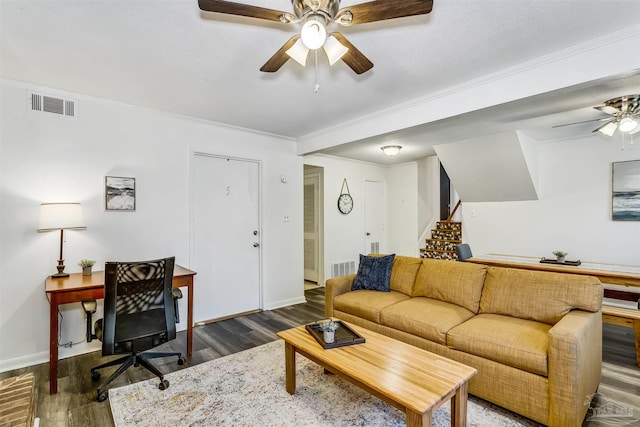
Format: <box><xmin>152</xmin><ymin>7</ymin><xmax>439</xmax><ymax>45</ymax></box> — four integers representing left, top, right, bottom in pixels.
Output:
<box><xmin>455</xmin><ymin>243</ymin><xmax>473</xmax><ymax>261</ymax></box>
<box><xmin>89</xmin><ymin>257</ymin><xmax>185</xmax><ymax>402</ymax></box>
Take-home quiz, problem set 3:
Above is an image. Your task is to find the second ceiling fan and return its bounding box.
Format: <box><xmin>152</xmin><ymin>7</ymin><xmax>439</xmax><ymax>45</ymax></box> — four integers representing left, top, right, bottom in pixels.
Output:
<box><xmin>198</xmin><ymin>0</ymin><xmax>434</xmax><ymax>74</ymax></box>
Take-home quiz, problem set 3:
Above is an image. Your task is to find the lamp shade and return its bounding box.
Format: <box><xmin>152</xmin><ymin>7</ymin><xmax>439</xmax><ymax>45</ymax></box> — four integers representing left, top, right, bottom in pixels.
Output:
<box><xmin>286</xmin><ymin>38</ymin><xmax>310</xmax><ymax>66</ymax></box>
<box><xmin>323</xmin><ymin>35</ymin><xmax>349</xmax><ymax>66</ymax></box>
<box><xmin>300</xmin><ymin>19</ymin><xmax>326</xmax><ymax>50</ymax></box>
<box><xmin>38</xmin><ymin>202</ymin><xmax>86</xmax><ymax>231</ymax></box>
<box><xmin>619</xmin><ymin>116</ymin><xmax>638</xmax><ymax>133</ymax></box>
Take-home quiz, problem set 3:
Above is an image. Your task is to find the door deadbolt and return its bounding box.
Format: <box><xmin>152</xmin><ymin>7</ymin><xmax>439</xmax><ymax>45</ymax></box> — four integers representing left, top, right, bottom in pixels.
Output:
<box><xmin>253</xmin><ymin>242</ymin><xmax>260</xmax><ymax>247</ymax></box>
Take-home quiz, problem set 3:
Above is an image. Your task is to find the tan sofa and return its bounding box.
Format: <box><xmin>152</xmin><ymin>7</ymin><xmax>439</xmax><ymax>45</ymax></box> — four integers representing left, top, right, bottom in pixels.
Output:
<box><xmin>325</xmin><ymin>256</ymin><xmax>603</xmax><ymax>427</ymax></box>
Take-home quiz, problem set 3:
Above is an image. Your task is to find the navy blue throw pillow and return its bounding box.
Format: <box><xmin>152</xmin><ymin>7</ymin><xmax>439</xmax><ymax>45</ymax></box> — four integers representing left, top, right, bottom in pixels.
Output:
<box><xmin>351</xmin><ymin>254</ymin><xmax>396</xmax><ymax>292</ymax></box>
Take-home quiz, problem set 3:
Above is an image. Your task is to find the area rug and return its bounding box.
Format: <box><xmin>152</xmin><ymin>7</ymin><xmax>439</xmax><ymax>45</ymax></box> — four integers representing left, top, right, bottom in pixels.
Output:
<box><xmin>109</xmin><ymin>340</ymin><xmax>540</xmax><ymax>427</ymax></box>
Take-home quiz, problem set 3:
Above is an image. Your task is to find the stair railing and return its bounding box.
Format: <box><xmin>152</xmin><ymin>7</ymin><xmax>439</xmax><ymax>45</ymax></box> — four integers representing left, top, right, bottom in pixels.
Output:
<box><xmin>446</xmin><ymin>199</ymin><xmax>462</xmax><ymax>222</ymax></box>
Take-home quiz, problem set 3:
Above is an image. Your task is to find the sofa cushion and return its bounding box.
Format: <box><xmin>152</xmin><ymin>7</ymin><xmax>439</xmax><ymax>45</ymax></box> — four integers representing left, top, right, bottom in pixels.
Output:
<box><xmin>352</xmin><ymin>254</ymin><xmax>395</xmax><ymax>292</ymax></box>
<box><xmin>413</xmin><ymin>259</ymin><xmax>488</xmax><ymax>313</ymax></box>
<box><xmin>479</xmin><ymin>267</ymin><xmax>603</xmax><ymax>325</ymax></box>
<box><xmin>381</xmin><ymin>297</ymin><xmax>475</xmax><ymax>345</ymax></box>
<box><xmin>447</xmin><ymin>313</ymin><xmax>551</xmax><ymax>376</ymax></box>
<box><xmin>390</xmin><ymin>255</ymin><xmax>423</xmax><ymax>296</ymax></box>
<box><xmin>334</xmin><ymin>290</ymin><xmax>410</xmax><ymax>323</ymax></box>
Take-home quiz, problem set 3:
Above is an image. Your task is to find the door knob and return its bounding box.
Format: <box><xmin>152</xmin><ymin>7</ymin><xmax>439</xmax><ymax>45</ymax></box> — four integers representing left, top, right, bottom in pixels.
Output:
<box><xmin>366</xmin><ymin>232</ymin><xmax>371</xmax><ymax>236</ymax></box>
<box><xmin>253</xmin><ymin>242</ymin><xmax>260</xmax><ymax>247</ymax></box>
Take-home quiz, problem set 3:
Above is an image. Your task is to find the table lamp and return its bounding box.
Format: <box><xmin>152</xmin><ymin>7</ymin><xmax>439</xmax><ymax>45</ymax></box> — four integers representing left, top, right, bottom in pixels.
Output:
<box><xmin>38</xmin><ymin>202</ymin><xmax>86</xmax><ymax>278</ymax></box>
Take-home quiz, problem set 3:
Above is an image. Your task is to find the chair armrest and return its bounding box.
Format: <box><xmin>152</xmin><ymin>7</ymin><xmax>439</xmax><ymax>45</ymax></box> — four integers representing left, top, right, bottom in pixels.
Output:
<box><xmin>324</xmin><ymin>274</ymin><xmax>356</xmax><ymax>317</ymax></box>
<box><xmin>547</xmin><ymin>309</ymin><xmax>602</xmax><ymax>427</ymax></box>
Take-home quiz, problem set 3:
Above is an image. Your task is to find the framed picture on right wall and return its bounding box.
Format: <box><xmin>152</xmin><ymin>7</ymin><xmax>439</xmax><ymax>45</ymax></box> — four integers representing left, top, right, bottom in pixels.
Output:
<box><xmin>612</xmin><ymin>159</ymin><xmax>640</xmax><ymax>221</ymax></box>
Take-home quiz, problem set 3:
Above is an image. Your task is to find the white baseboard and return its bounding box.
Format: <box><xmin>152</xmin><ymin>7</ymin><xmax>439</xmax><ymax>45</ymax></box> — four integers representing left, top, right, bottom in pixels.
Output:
<box><xmin>0</xmin><ymin>340</ymin><xmax>101</xmax><ymax>373</ymax></box>
<box><xmin>265</xmin><ymin>296</ymin><xmax>306</xmax><ymax>310</ymax></box>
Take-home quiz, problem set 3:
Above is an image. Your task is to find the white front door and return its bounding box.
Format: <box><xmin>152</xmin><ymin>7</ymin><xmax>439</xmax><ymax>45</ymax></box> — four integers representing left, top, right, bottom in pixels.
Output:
<box><xmin>364</xmin><ymin>180</ymin><xmax>384</xmax><ymax>254</ymax></box>
<box><xmin>191</xmin><ymin>154</ymin><xmax>261</xmax><ymax>322</ymax></box>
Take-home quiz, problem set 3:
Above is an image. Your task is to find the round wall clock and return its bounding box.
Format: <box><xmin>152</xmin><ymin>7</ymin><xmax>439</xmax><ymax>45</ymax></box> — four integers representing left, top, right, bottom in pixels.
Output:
<box><xmin>338</xmin><ymin>178</ymin><xmax>353</xmax><ymax>214</ymax></box>
<box><xmin>338</xmin><ymin>193</ymin><xmax>353</xmax><ymax>214</ymax></box>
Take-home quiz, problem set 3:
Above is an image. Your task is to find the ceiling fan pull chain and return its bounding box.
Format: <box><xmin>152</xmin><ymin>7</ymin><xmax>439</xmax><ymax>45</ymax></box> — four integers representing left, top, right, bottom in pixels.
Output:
<box><xmin>314</xmin><ymin>50</ymin><xmax>320</xmax><ymax>94</ymax></box>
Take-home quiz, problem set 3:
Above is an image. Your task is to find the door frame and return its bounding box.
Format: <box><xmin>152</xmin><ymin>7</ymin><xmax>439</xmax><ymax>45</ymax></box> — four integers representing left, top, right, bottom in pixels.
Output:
<box><xmin>189</xmin><ymin>151</ymin><xmax>264</xmax><ymax>316</ymax></box>
<box><xmin>303</xmin><ymin>165</ymin><xmax>324</xmax><ymax>288</ymax></box>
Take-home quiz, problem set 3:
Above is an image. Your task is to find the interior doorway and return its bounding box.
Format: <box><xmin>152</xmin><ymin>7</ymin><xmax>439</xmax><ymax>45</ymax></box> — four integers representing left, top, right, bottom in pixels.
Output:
<box><xmin>364</xmin><ymin>180</ymin><xmax>385</xmax><ymax>254</ymax></box>
<box><xmin>303</xmin><ymin>165</ymin><xmax>324</xmax><ymax>290</ymax></box>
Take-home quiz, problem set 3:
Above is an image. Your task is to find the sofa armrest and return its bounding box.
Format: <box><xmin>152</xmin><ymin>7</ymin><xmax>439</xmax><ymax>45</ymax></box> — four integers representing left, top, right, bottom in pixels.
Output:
<box><xmin>548</xmin><ymin>309</ymin><xmax>602</xmax><ymax>427</ymax></box>
<box><xmin>324</xmin><ymin>274</ymin><xmax>356</xmax><ymax>317</ymax></box>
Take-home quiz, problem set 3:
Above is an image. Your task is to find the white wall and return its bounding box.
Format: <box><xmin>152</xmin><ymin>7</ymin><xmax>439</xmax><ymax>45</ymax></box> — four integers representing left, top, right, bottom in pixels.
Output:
<box><xmin>0</xmin><ymin>80</ymin><xmax>304</xmax><ymax>371</ymax></box>
<box><xmin>460</xmin><ymin>133</ymin><xmax>640</xmax><ymax>265</ymax></box>
<box><xmin>303</xmin><ymin>155</ymin><xmax>419</xmax><ymax>281</ymax></box>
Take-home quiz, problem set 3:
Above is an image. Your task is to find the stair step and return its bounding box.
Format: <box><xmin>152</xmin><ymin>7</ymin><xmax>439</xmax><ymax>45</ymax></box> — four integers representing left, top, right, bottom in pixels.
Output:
<box><xmin>424</xmin><ymin>240</ymin><xmax>460</xmax><ymax>251</ymax></box>
<box><xmin>420</xmin><ymin>249</ymin><xmax>458</xmax><ymax>260</ymax></box>
<box><xmin>431</xmin><ymin>229</ymin><xmax>462</xmax><ymax>240</ymax></box>
<box><xmin>436</xmin><ymin>221</ymin><xmax>461</xmax><ymax>231</ymax></box>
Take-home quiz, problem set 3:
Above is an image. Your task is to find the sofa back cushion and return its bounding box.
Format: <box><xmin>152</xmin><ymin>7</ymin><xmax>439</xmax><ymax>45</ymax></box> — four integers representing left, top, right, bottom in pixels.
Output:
<box><xmin>479</xmin><ymin>267</ymin><xmax>603</xmax><ymax>325</ymax></box>
<box><xmin>390</xmin><ymin>256</ymin><xmax>423</xmax><ymax>296</ymax></box>
<box><xmin>413</xmin><ymin>259</ymin><xmax>488</xmax><ymax>313</ymax></box>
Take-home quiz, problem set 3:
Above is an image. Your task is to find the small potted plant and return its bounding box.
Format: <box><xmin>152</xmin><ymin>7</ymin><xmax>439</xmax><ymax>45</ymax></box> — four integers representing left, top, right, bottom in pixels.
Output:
<box><xmin>78</xmin><ymin>259</ymin><xmax>96</xmax><ymax>276</ymax></box>
<box><xmin>318</xmin><ymin>320</ymin><xmax>340</xmax><ymax>343</ymax></box>
<box><xmin>552</xmin><ymin>251</ymin><xmax>568</xmax><ymax>263</ymax></box>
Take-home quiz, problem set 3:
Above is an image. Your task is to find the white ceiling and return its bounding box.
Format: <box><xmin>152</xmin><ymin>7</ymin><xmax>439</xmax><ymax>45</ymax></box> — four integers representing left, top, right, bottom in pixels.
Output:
<box><xmin>1</xmin><ymin>0</ymin><xmax>639</xmax><ymax>164</ymax></box>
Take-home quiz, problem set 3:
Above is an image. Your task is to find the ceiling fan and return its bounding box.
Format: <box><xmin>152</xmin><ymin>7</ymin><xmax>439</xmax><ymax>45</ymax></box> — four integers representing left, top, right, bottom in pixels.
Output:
<box><xmin>554</xmin><ymin>94</ymin><xmax>640</xmax><ymax>136</ymax></box>
<box><xmin>198</xmin><ymin>0</ymin><xmax>433</xmax><ymax>74</ymax></box>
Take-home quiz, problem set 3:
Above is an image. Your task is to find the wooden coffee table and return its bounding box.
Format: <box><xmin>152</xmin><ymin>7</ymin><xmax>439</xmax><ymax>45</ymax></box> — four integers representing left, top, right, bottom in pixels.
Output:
<box><xmin>277</xmin><ymin>322</ymin><xmax>477</xmax><ymax>427</ymax></box>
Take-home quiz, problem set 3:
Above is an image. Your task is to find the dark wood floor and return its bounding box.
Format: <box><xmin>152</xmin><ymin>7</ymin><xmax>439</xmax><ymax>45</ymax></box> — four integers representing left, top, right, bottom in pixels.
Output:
<box><xmin>1</xmin><ymin>287</ymin><xmax>639</xmax><ymax>427</ymax></box>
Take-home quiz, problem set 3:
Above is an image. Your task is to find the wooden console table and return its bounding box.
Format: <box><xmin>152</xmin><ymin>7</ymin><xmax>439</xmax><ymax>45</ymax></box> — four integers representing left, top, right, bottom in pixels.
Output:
<box><xmin>45</xmin><ymin>265</ymin><xmax>196</xmax><ymax>394</ymax></box>
<box><xmin>467</xmin><ymin>254</ymin><xmax>640</xmax><ymax>288</ymax></box>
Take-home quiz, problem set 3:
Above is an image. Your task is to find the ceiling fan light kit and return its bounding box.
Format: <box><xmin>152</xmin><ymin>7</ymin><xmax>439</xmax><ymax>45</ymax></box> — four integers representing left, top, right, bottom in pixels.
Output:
<box><xmin>198</xmin><ymin>0</ymin><xmax>434</xmax><ymax>74</ymax></box>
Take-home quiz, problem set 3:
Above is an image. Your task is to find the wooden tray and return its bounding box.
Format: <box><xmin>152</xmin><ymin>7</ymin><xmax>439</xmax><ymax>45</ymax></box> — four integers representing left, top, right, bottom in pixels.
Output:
<box><xmin>540</xmin><ymin>257</ymin><xmax>581</xmax><ymax>266</ymax></box>
<box><xmin>305</xmin><ymin>320</ymin><xmax>366</xmax><ymax>349</ymax></box>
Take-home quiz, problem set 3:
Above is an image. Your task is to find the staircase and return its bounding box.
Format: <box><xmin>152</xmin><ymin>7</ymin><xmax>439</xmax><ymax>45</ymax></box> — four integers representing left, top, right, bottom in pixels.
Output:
<box><xmin>420</xmin><ymin>200</ymin><xmax>462</xmax><ymax>261</ymax></box>
<box><xmin>420</xmin><ymin>221</ymin><xmax>462</xmax><ymax>260</ymax></box>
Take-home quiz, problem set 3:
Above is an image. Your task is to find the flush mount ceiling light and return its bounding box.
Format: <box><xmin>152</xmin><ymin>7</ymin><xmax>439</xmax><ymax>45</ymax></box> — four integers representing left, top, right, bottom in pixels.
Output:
<box><xmin>381</xmin><ymin>145</ymin><xmax>402</xmax><ymax>156</ymax></box>
<box><xmin>198</xmin><ymin>0</ymin><xmax>434</xmax><ymax>74</ymax></box>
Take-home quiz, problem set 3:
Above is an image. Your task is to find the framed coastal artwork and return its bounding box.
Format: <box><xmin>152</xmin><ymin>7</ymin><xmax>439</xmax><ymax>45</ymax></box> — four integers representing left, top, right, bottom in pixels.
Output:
<box><xmin>105</xmin><ymin>176</ymin><xmax>136</xmax><ymax>211</ymax></box>
<box><xmin>612</xmin><ymin>160</ymin><xmax>640</xmax><ymax>221</ymax></box>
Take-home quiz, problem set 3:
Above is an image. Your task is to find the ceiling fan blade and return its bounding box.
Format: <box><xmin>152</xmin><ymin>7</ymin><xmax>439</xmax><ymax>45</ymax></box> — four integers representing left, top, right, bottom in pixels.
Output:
<box><xmin>336</xmin><ymin>0</ymin><xmax>433</xmax><ymax>25</ymax></box>
<box><xmin>331</xmin><ymin>33</ymin><xmax>373</xmax><ymax>74</ymax></box>
<box><xmin>198</xmin><ymin>0</ymin><xmax>294</xmax><ymax>23</ymax></box>
<box><xmin>552</xmin><ymin>117</ymin><xmax>610</xmax><ymax>128</ymax></box>
<box><xmin>594</xmin><ymin>105</ymin><xmax>620</xmax><ymax>115</ymax></box>
<box><xmin>260</xmin><ymin>36</ymin><xmax>300</xmax><ymax>73</ymax></box>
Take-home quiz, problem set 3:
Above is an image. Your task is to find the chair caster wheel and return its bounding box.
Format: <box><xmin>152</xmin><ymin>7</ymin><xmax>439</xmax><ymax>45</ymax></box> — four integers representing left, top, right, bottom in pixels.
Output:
<box><xmin>158</xmin><ymin>379</ymin><xmax>169</xmax><ymax>390</ymax></box>
<box><xmin>91</xmin><ymin>371</ymin><xmax>101</xmax><ymax>381</ymax></box>
<box><xmin>177</xmin><ymin>357</ymin><xmax>186</xmax><ymax>366</ymax></box>
<box><xmin>97</xmin><ymin>390</ymin><xmax>108</xmax><ymax>402</ymax></box>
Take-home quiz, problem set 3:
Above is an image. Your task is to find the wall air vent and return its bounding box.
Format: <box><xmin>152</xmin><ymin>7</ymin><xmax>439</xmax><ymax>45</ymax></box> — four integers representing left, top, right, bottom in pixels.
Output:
<box><xmin>29</xmin><ymin>92</ymin><xmax>76</xmax><ymax>118</ymax></box>
<box><xmin>331</xmin><ymin>261</ymin><xmax>356</xmax><ymax>278</ymax></box>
